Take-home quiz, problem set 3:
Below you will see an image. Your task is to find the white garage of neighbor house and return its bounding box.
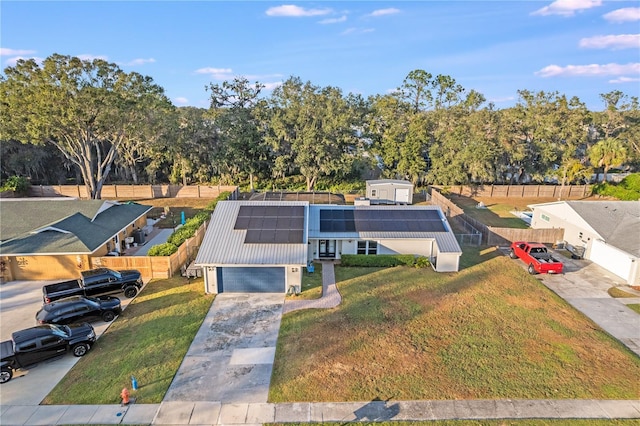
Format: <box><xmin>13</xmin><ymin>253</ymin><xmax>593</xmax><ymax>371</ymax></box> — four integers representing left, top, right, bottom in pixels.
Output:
<box><xmin>365</xmin><ymin>179</ymin><xmax>414</xmax><ymax>204</ymax></box>
<box><xmin>529</xmin><ymin>200</ymin><xmax>640</xmax><ymax>286</ymax></box>
<box><xmin>195</xmin><ymin>201</ymin><xmax>461</xmax><ymax>294</ymax></box>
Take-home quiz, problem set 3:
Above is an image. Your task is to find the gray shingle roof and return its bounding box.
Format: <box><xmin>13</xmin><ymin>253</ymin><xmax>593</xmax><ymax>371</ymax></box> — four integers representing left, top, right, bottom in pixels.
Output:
<box><xmin>567</xmin><ymin>201</ymin><xmax>640</xmax><ymax>257</ymax></box>
<box><xmin>0</xmin><ymin>199</ymin><xmax>152</xmax><ymax>255</ymax></box>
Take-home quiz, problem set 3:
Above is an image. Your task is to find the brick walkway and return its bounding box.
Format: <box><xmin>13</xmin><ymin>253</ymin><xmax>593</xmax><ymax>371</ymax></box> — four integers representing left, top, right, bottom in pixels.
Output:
<box><xmin>283</xmin><ymin>261</ymin><xmax>341</xmax><ymax>314</ymax></box>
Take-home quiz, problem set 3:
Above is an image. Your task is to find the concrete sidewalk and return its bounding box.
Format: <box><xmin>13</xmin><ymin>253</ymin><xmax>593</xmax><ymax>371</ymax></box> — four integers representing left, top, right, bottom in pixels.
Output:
<box><xmin>2</xmin><ymin>399</ymin><xmax>639</xmax><ymax>425</ymax></box>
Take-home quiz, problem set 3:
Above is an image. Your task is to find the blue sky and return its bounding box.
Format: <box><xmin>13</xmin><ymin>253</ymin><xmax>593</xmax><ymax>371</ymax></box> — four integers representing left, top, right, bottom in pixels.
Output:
<box><xmin>2</xmin><ymin>1</ymin><xmax>639</xmax><ymax>111</ymax></box>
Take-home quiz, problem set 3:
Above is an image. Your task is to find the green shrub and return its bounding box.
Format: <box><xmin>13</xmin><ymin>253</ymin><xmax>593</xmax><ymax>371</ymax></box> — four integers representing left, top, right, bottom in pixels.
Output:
<box><xmin>414</xmin><ymin>256</ymin><xmax>431</xmax><ymax>268</ymax></box>
<box><xmin>1</xmin><ymin>176</ymin><xmax>30</xmax><ymax>194</ymax></box>
<box><xmin>147</xmin><ymin>242</ymin><xmax>178</xmax><ymax>256</ymax></box>
<box><xmin>340</xmin><ymin>254</ymin><xmax>418</xmax><ymax>267</ymax></box>
<box><xmin>621</xmin><ymin>173</ymin><xmax>640</xmax><ymax>192</ymax></box>
<box><xmin>148</xmin><ymin>191</ymin><xmax>231</xmax><ymax>256</ymax></box>
<box><xmin>592</xmin><ymin>175</ymin><xmax>640</xmax><ymax>201</ymax></box>
<box><xmin>167</xmin><ymin>225</ymin><xmax>197</xmax><ymax>247</ymax></box>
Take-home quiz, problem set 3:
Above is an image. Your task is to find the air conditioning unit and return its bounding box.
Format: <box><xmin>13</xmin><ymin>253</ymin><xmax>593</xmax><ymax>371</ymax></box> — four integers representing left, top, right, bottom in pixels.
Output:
<box><xmin>287</xmin><ymin>285</ymin><xmax>301</xmax><ymax>295</ymax></box>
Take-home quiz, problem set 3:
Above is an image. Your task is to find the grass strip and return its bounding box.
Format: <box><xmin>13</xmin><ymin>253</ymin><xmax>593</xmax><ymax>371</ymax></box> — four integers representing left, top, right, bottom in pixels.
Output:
<box><xmin>43</xmin><ymin>276</ymin><xmax>214</xmax><ymax>404</ymax></box>
<box><xmin>274</xmin><ymin>421</ymin><xmax>640</xmax><ymax>426</ymax></box>
<box><xmin>608</xmin><ymin>287</ymin><xmax>639</xmax><ymax>298</ymax></box>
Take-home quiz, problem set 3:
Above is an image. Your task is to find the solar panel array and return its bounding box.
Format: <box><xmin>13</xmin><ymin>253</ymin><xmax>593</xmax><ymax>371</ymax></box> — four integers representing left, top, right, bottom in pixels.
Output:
<box><xmin>235</xmin><ymin>205</ymin><xmax>305</xmax><ymax>244</ymax></box>
<box><xmin>319</xmin><ymin>209</ymin><xmax>446</xmax><ymax>233</ymax></box>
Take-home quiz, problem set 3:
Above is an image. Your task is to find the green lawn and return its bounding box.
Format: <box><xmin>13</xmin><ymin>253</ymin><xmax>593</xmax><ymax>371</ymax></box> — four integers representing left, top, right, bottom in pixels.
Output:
<box><xmin>41</xmin><ymin>248</ymin><xmax>640</xmax><ymax>406</ymax></box>
<box><xmin>286</xmin><ymin>262</ymin><xmax>323</xmax><ymax>300</ymax></box>
<box><xmin>269</xmin><ymin>247</ymin><xmax>640</xmax><ymax>402</ymax></box>
<box><xmin>446</xmin><ymin>195</ymin><xmax>558</xmax><ymax>228</ymax></box>
<box><xmin>43</xmin><ymin>276</ymin><xmax>214</xmax><ymax>404</ymax></box>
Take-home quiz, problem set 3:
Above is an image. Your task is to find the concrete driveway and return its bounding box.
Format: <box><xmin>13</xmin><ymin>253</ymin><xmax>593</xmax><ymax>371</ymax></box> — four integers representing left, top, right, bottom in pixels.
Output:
<box><xmin>163</xmin><ymin>293</ymin><xmax>284</xmax><ymax>403</ymax></box>
<box><xmin>0</xmin><ymin>279</ymin><xmax>139</xmax><ymax>405</ymax></box>
<box><xmin>538</xmin><ymin>256</ymin><xmax>640</xmax><ymax>356</ymax></box>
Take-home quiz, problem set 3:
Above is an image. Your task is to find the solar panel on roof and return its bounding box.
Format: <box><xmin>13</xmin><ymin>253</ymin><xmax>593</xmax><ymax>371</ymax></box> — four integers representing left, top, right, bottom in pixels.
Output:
<box><xmin>244</xmin><ymin>229</ymin><xmax>262</xmax><ymax>243</ymax></box>
<box><xmin>234</xmin><ymin>216</ymin><xmax>250</xmax><ymax>229</ymax></box>
<box><xmin>236</xmin><ymin>204</ymin><xmax>306</xmax><ymax>244</ymax></box>
<box><xmin>263</xmin><ymin>217</ymin><xmax>278</xmax><ymax>229</ymax></box>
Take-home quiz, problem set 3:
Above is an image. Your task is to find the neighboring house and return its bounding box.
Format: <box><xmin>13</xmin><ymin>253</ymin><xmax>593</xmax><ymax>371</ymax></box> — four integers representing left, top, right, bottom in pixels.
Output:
<box><xmin>365</xmin><ymin>180</ymin><xmax>414</xmax><ymax>204</ymax></box>
<box><xmin>0</xmin><ymin>199</ymin><xmax>152</xmax><ymax>281</ymax></box>
<box><xmin>195</xmin><ymin>200</ymin><xmax>461</xmax><ymax>294</ymax></box>
<box><xmin>529</xmin><ymin>201</ymin><xmax>640</xmax><ymax>286</ymax></box>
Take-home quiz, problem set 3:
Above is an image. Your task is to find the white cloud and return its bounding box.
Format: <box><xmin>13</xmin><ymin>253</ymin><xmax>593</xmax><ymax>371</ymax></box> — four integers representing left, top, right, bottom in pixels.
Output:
<box><xmin>579</xmin><ymin>34</ymin><xmax>640</xmax><ymax>50</ymax></box>
<box><xmin>4</xmin><ymin>56</ymin><xmax>44</xmax><ymax>67</ymax></box>
<box><xmin>173</xmin><ymin>97</ymin><xmax>189</xmax><ymax>105</ymax></box>
<box><xmin>535</xmin><ymin>62</ymin><xmax>640</xmax><ymax>77</ymax></box>
<box><xmin>266</xmin><ymin>5</ymin><xmax>331</xmax><ymax>17</ymax></box>
<box><xmin>531</xmin><ymin>0</ymin><xmax>601</xmax><ymax>17</ymax></box>
<box><xmin>122</xmin><ymin>58</ymin><xmax>156</xmax><ymax>66</ymax></box>
<box><xmin>489</xmin><ymin>96</ymin><xmax>517</xmax><ymax>104</ymax></box>
<box><xmin>609</xmin><ymin>76</ymin><xmax>640</xmax><ymax>84</ymax></box>
<box><xmin>603</xmin><ymin>7</ymin><xmax>640</xmax><ymax>23</ymax></box>
<box><xmin>319</xmin><ymin>15</ymin><xmax>347</xmax><ymax>24</ymax></box>
<box><xmin>263</xmin><ymin>81</ymin><xmax>283</xmax><ymax>91</ymax></box>
<box><xmin>367</xmin><ymin>8</ymin><xmax>400</xmax><ymax>17</ymax></box>
<box><xmin>76</xmin><ymin>54</ymin><xmax>109</xmax><ymax>61</ymax></box>
<box><xmin>341</xmin><ymin>27</ymin><xmax>374</xmax><ymax>36</ymax></box>
<box><xmin>194</xmin><ymin>67</ymin><xmax>235</xmax><ymax>80</ymax></box>
<box><xmin>0</xmin><ymin>48</ymin><xmax>36</xmax><ymax>56</ymax></box>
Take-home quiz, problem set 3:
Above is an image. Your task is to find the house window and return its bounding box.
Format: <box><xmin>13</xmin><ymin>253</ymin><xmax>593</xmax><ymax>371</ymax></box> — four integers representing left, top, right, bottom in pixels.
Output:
<box><xmin>357</xmin><ymin>241</ymin><xmax>367</xmax><ymax>254</ymax></box>
<box><xmin>368</xmin><ymin>241</ymin><xmax>378</xmax><ymax>255</ymax></box>
<box><xmin>371</xmin><ymin>189</ymin><xmax>377</xmax><ymax>196</ymax></box>
<box><xmin>357</xmin><ymin>240</ymin><xmax>377</xmax><ymax>255</ymax></box>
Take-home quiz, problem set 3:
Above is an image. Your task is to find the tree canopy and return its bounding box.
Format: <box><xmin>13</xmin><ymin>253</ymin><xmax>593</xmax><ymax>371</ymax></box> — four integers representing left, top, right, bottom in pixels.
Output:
<box><xmin>2</xmin><ymin>59</ymin><xmax>638</xmax><ymax>193</ymax></box>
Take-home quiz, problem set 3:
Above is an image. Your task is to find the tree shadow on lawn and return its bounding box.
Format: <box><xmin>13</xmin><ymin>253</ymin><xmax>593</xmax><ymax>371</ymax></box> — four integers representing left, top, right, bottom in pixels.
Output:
<box><xmin>459</xmin><ymin>246</ymin><xmax>501</xmax><ymax>270</ymax></box>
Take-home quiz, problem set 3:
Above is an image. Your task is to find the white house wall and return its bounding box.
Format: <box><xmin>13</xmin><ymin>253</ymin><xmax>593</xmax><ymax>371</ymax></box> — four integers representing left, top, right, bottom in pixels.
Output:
<box><xmin>590</xmin><ymin>240</ymin><xmax>636</xmax><ymax>284</ymax></box>
<box><xmin>286</xmin><ymin>265</ymin><xmax>302</xmax><ymax>289</ymax></box>
<box><xmin>340</xmin><ymin>240</ymin><xmax>357</xmax><ymax>256</ymax></box>
<box><xmin>531</xmin><ymin>203</ymin><xmax>599</xmax><ymax>255</ymax></box>
<box><xmin>377</xmin><ymin>239</ymin><xmax>432</xmax><ymax>257</ymax></box>
<box><xmin>434</xmin><ymin>250</ymin><xmax>459</xmax><ymax>272</ymax></box>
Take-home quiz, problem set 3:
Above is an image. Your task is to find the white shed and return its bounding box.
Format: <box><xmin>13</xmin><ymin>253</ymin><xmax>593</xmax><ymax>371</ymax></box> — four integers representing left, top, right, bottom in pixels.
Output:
<box><xmin>365</xmin><ymin>180</ymin><xmax>414</xmax><ymax>205</ymax></box>
<box><xmin>529</xmin><ymin>201</ymin><xmax>640</xmax><ymax>286</ymax></box>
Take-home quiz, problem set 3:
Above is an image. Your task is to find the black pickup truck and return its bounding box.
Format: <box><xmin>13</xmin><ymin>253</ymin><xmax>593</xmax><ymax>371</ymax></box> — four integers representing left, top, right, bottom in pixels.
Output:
<box><xmin>1</xmin><ymin>323</ymin><xmax>96</xmax><ymax>383</ymax></box>
<box><xmin>43</xmin><ymin>268</ymin><xmax>143</xmax><ymax>303</ymax></box>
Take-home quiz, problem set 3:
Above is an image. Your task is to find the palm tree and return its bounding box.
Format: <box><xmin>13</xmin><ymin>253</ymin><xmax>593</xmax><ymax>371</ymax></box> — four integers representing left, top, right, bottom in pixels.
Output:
<box><xmin>588</xmin><ymin>138</ymin><xmax>627</xmax><ymax>182</ymax></box>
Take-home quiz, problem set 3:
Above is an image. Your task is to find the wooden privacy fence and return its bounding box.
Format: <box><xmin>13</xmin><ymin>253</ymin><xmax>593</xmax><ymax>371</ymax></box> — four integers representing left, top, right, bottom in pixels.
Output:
<box><xmin>28</xmin><ymin>184</ymin><xmax>238</xmax><ymax>200</ymax></box>
<box><xmin>431</xmin><ymin>189</ymin><xmax>565</xmax><ymax>246</ymax></box>
<box><xmin>431</xmin><ymin>184</ymin><xmax>591</xmax><ymax>199</ymax></box>
<box><xmin>91</xmin><ymin>221</ymin><xmax>208</xmax><ymax>280</ymax></box>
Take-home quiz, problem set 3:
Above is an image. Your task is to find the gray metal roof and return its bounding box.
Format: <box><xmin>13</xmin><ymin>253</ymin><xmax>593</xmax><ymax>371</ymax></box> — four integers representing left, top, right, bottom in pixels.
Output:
<box><xmin>195</xmin><ymin>201</ymin><xmax>309</xmax><ymax>267</ymax></box>
<box><xmin>366</xmin><ymin>179</ymin><xmax>413</xmax><ymax>186</ymax></box>
<box><xmin>566</xmin><ymin>201</ymin><xmax>640</xmax><ymax>257</ymax></box>
<box><xmin>0</xmin><ymin>200</ymin><xmax>152</xmax><ymax>255</ymax></box>
<box><xmin>308</xmin><ymin>204</ymin><xmax>462</xmax><ymax>254</ymax></box>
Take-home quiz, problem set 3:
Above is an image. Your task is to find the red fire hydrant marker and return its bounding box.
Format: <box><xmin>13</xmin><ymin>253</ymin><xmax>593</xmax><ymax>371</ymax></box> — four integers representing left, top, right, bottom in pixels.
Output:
<box><xmin>121</xmin><ymin>387</ymin><xmax>130</xmax><ymax>406</ymax></box>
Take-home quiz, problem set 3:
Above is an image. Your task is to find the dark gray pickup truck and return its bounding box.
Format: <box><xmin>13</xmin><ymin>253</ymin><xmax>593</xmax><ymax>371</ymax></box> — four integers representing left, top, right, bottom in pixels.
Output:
<box><xmin>1</xmin><ymin>323</ymin><xmax>96</xmax><ymax>383</ymax></box>
<box><xmin>43</xmin><ymin>268</ymin><xmax>143</xmax><ymax>303</ymax></box>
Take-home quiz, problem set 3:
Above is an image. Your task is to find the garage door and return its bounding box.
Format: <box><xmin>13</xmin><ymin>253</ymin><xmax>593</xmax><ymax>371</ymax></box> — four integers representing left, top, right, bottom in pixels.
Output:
<box><xmin>216</xmin><ymin>267</ymin><xmax>285</xmax><ymax>293</ymax></box>
<box><xmin>590</xmin><ymin>240</ymin><xmax>632</xmax><ymax>282</ymax></box>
